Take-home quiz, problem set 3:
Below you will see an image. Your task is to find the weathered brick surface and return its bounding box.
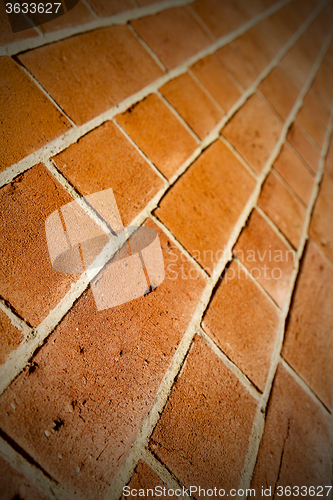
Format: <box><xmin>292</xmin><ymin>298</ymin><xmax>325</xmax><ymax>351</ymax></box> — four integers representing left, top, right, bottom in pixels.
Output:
<box><xmin>190</xmin><ymin>0</ymin><xmax>247</xmax><ymax>38</ymax></box>
<box><xmin>0</xmin><ymin>309</ymin><xmax>24</xmax><ymax>366</ymax></box>
<box><xmin>0</xmin><ymin>57</ymin><xmax>71</xmax><ymax>171</ymax></box>
<box><xmin>116</xmin><ymin>94</ymin><xmax>198</xmax><ymax>179</ymax></box>
<box><xmin>283</xmin><ymin>240</ymin><xmax>333</xmax><ymax>409</ymax></box>
<box><xmin>303</xmin><ymin>90</ymin><xmax>331</xmax><ymax>127</ymax></box>
<box><xmin>202</xmin><ymin>260</ymin><xmax>280</xmax><ymax>391</ymax></box>
<box><xmin>53</xmin><ymin>120</ymin><xmax>163</xmax><ymax>226</ymax></box>
<box><xmin>121</xmin><ymin>461</ymin><xmax>174</xmax><ymax>499</ymax></box>
<box><xmin>87</xmin><ymin>0</ymin><xmax>135</xmax><ymax>17</ymax></box>
<box><xmin>252</xmin><ymin>365</ymin><xmax>332</xmax><ymax>493</ymax></box>
<box><xmin>0</xmin><ymin>164</ymin><xmax>78</xmax><ymax>327</ymax></box>
<box><xmin>150</xmin><ymin>335</ymin><xmax>258</xmax><ymax>495</ymax></box>
<box><xmin>38</xmin><ymin>1</ymin><xmax>94</xmax><ymax>32</ymax></box>
<box><xmin>287</xmin><ymin>123</ymin><xmax>321</xmax><ymax>173</ymax></box>
<box><xmin>258</xmin><ymin>172</ymin><xmax>307</xmax><ymax>249</ymax></box>
<box><xmin>131</xmin><ymin>7</ymin><xmax>212</xmax><ymax>70</ymax></box>
<box><xmin>215</xmin><ymin>43</ymin><xmax>258</xmax><ymax>89</ymax></box>
<box><xmin>296</xmin><ymin>103</ymin><xmax>327</xmax><ymax>148</ymax></box>
<box><xmin>159</xmin><ymin>73</ymin><xmax>224</xmax><ymax>140</ymax></box>
<box><xmin>234</xmin><ymin>209</ymin><xmax>295</xmax><ymax>308</ymax></box>
<box><xmin>18</xmin><ymin>26</ymin><xmax>164</xmax><ymax>125</ymax></box>
<box><xmin>0</xmin><ymin>219</ymin><xmax>206</xmax><ymax>499</ymax></box>
<box><xmin>258</xmin><ymin>66</ymin><xmax>299</xmax><ymax>120</ymax></box>
<box><xmin>222</xmin><ymin>93</ymin><xmax>283</xmax><ymax>174</ymax></box>
<box><xmin>155</xmin><ymin>140</ymin><xmax>256</xmax><ymax>274</ymax></box>
<box><xmin>0</xmin><ymin>455</ymin><xmax>48</xmax><ymax>500</ymax></box>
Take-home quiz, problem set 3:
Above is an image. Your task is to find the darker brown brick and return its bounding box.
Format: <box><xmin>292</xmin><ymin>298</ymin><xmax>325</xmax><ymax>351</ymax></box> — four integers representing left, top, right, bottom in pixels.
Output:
<box><xmin>283</xmin><ymin>240</ymin><xmax>333</xmax><ymax>409</ymax></box>
<box><xmin>131</xmin><ymin>7</ymin><xmax>212</xmax><ymax>70</ymax></box>
<box><xmin>215</xmin><ymin>43</ymin><xmax>258</xmax><ymax>90</ymax></box>
<box><xmin>296</xmin><ymin>104</ymin><xmax>327</xmax><ymax>148</ymax></box>
<box><xmin>150</xmin><ymin>335</ymin><xmax>258</xmax><ymax>496</ymax></box>
<box><xmin>234</xmin><ymin>24</ymin><xmax>281</xmax><ymax>73</ymax></box>
<box><xmin>0</xmin><ymin>456</ymin><xmax>48</xmax><ymax>500</ymax></box>
<box><xmin>258</xmin><ymin>66</ymin><xmax>299</xmax><ymax>120</ymax></box>
<box><xmin>190</xmin><ymin>54</ymin><xmax>242</xmax><ymax>112</ymax></box>
<box><xmin>252</xmin><ymin>365</ymin><xmax>332</xmax><ymax>493</ymax></box>
<box><xmin>234</xmin><ymin>209</ymin><xmax>295</xmax><ymax>308</ymax></box>
<box><xmin>159</xmin><ymin>73</ymin><xmax>224</xmax><ymax>140</ymax></box>
<box><xmin>122</xmin><ymin>461</ymin><xmax>174</xmax><ymax>499</ymax></box>
<box><xmin>0</xmin><ymin>308</ymin><xmax>24</xmax><ymax>366</ymax></box>
<box><xmin>0</xmin><ymin>0</ymin><xmax>38</xmax><ymax>47</ymax></box>
<box><xmin>18</xmin><ymin>26</ymin><xmax>164</xmax><ymax>125</ymax></box>
<box><xmin>0</xmin><ymin>219</ymin><xmax>206</xmax><ymax>499</ymax></box>
<box><xmin>190</xmin><ymin>0</ymin><xmax>248</xmax><ymax>38</ymax></box>
<box><xmin>303</xmin><ymin>90</ymin><xmax>330</xmax><ymax>128</ymax></box>
<box><xmin>155</xmin><ymin>139</ymin><xmax>256</xmax><ymax>274</ymax></box>
<box><xmin>222</xmin><ymin>93</ymin><xmax>283</xmax><ymax>174</ymax></box>
<box><xmin>287</xmin><ymin>123</ymin><xmax>321</xmax><ymax>173</ymax></box>
<box><xmin>202</xmin><ymin>260</ymin><xmax>280</xmax><ymax>391</ymax></box>
<box><xmin>309</xmin><ymin>173</ymin><xmax>333</xmax><ymax>264</ymax></box>
<box><xmin>53</xmin><ymin>120</ymin><xmax>163</xmax><ymax>226</ymax></box>
<box><xmin>116</xmin><ymin>94</ymin><xmax>198</xmax><ymax>179</ymax></box>
<box><xmin>38</xmin><ymin>1</ymin><xmax>94</xmax><ymax>32</ymax></box>
<box><xmin>0</xmin><ymin>164</ymin><xmax>79</xmax><ymax>327</ymax></box>
<box><xmin>87</xmin><ymin>0</ymin><xmax>135</xmax><ymax>17</ymax></box>
<box><xmin>258</xmin><ymin>172</ymin><xmax>307</xmax><ymax>249</ymax></box>
<box><xmin>0</xmin><ymin>57</ymin><xmax>71</xmax><ymax>171</ymax></box>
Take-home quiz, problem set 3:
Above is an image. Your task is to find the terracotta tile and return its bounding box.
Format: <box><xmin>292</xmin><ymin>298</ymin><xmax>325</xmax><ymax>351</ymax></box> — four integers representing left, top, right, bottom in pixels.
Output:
<box><xmin>311</xmin><ymin>55</ymin><xmax>333</xmax><ymax>110</ymax></box>
<box><xmin>131</xmin><ymin>7</ymin><xmax>212</xmax><ymax>70</ymax></box>
<box><xmin>0</xmin><ymin>456</ymin><xmax>48</xmax><ymax>500</ymax></box>
<box><xmin>222</xmin><ymin>93</ymin><xmax>283</xmax><ymax>174</ymax></box>
<box><xmin>303</xmin><ymin>90</ymin><xmax>330</xmax><ymax>128</ymax></box>
<box><xmin>325</xmin><ymin>136</ymin><xmax>333</xmax><ymax>180</ymax></box>
<box><xmin>282</xmin><ymin>241</ymin><xmax>333</xmax><ymax>409</ymax></box>
<box><xmin>287</xmin><ymin>123</ymin><xmax>321</xmax><ymax>173</ymax></box>
<box><xmin>122</xmin><ymin>461</ymin><xmax>174</xmax><ymax>499</ymax></box>
<box><xmin>0</xmin><ymin>219</ymin><xmax>206</xmax><ymax>499</ymax></box>
<box><xmin>258</xmin><ymin>66</ymin><xmax>299</xmax><ymax>120</ymax></box>
<box><xmin>203</xmin><ymin>260</ymin><xmax>280</xmax><ymax>391</ymax></box>
<box><xmin>190</xmin><ymin>0</ymin><xmax>248</xmax><ymax>38</ymax></box>
<box><xmin>190</xmin><ymin>54</ymin><xmax>242</xmax><ymax>111</ymax></box>
<box><xmin>18</xmin><ymin>26</ymin><xmax>164</xmax><ymax>125</ymax></box>
<box><xmin>0</xmin><ymin>309</ymin><xmax>24</xmax><ymax>366</ymax></box>
<box><xmin>309</xmin><ymin>174</ymin><xmax>333</xmax><ymax>264</ymax></box>
<box><xmin>87</xmin><ymin>0</ymin><xmax>135</xmax><ymax>17</ymax></box>
<box><xmin>262</xmin><ymin>4</ymin><xmax>304</xmax><ymax>47</ymax></box>
<box><xmin>296</xmin><ymin>104</ymin><xmax>327</xmax><ymax>147</ymax></box>
<box><xmin>252</xmin><ymin>365</ymin><xmax>332</xmax><ymax>493</ymax></box>
<box><xmin>159</xmin><ymin>73</ymin><xmax>224</xmax><ymax>140</ymax></box>
<box><xmin>116</xmin><ymin>94</ymin><xmax>198</xmax><ymax>178</ymax></box>
<box><xmin>233</xmin><ymin>0</ymin><xmax>265</xmax><ymax>17</ymax></box>
<box><xmin>53</xmin><ymin>121</ymin><xmax>163</xmax><ymax>226</ymax></box>
<box><xmin>215</xmin><ymin>43</ymin><xmax>259</xmax><ymax>90</ymax></box>
<box><xmin>234</xmin><ymin>24</ymin><xmax>280</xmax><ymax>73</ymax></box>
<box><xmin>155</xmin><ymin>139</ymin><xmax>256</xmax><ymax>274</ymax></box>
<box><xmin>0</xmin><ymin>164</ymin><xmax>79</xmax><ymax>327</ymax></box>
<box><xmin>258</xmin><ymin>172</ymin><xmax>307</xmax><ymax>248</ymax></box>
<box><xmin>280</xmin><ymin>43</ymin><xmax>314</xmax><ymax>88</ymax></box>
<box><xmin>39</xmin><ymin>1</ymin><xmax>94</xmax><ymax>32</ymax></box>
<box><xmin>0</xmin><ymin>0</ymin><xmax>39</xmax><ymax>47</ymax></box>
<box><xmin>150</xmin><ymin>335</ymin><xmax>258</xmax><ymax>494</ymax></box>
<box><xmin>273</xmin><ymin>143</ymin><xmax>314</xmax><ymax>205</ymax></box>
<box><xmin>234</xmin><ymin>209</ymin><xmax>295</xmax><ymax>308</ymax></box>
<box><xmin>0</xmin><ymin>57</ymin><xmax>71</xmax><ymax>171</ymax></box>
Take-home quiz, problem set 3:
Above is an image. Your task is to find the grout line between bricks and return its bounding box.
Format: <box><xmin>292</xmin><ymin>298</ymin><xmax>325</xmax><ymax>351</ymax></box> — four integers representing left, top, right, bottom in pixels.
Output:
<box><xmin>127</xmin><ymin>23</ymin><xmax>168</xmax><ymax>73</ymax></box>
<box><xmin>187</xmin><ymin>68</ymin><xmax>227</xmax><ymax>115</ymax></box>
<box><xmin>0</xmin><ymin>300</ymin><xmax>32</xmax><ymax>341</ymax></box>
<box><xmin>254</xmin><ymin>205</ymin><xmax>296</xmax><ymax>252</ymax></box>
<box><xmin>184</xmin><ymin>4</ymin><xmax>216</xmax><ymax>42</ymax></box>
<box><xmin>80</xmin><ymin>0</ymin><xmax>99</xmax><ymax>18</ymax></box>
<box><xmin>270</xmin><ymin>166</ymin><xmax>308</xmax><ymax>208</ymax></box>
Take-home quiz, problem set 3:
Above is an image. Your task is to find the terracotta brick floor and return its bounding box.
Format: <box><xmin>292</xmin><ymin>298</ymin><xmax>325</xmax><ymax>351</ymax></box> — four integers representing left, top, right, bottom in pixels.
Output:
<box><xmin>0</xmin><ymin>0</ymin><xmax>333</xmax><ymax>499</ymax></box>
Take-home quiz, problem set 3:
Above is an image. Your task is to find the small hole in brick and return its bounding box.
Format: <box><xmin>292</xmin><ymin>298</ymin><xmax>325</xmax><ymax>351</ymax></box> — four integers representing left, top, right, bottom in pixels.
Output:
<box><xmin>53</xmin><ymin>418</ymin><xmax>64</xmax><ymax>432</ymax></box>
<box><xmin>79</xmin><ymin>346</ymin><xmax>84</xmax><ymax>354</ymax></box>
<box><xmin>119</xmin><ymin>350</ymin><xmax>123</xmax><ymax>356</ymax></box>
<box><xmin>28</xmin><ymin>363</ymin><xmax>38</xmax><ymax>375</ymax></box>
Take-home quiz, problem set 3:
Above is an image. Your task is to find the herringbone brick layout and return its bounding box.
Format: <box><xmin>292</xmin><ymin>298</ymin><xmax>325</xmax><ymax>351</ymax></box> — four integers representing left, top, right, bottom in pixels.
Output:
<box><xmin>0</xmin><ymin>0</ymin><xmax>333</xmax><ymax>499</ymax></box>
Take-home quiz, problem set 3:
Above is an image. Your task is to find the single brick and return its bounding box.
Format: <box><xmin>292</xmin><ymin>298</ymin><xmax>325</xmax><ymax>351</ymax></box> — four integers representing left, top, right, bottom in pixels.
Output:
<box><xmin>0</xmin><ymin>0</ymin><xmax>38</xmax><ymax>47</ymax></box>
<box><xmin>155</xmin><ymin>139</ymin><xmax>256</xmax><ymax>274</ymax></box>
<box><xmin>122</xmin><ymin>461</ymin><xmax>174</xmax><ymax>500</ymax></box>
<box><xmin>18</xmin><ymin>26</ymin><xmax>163</xmax><ymax>125</ymax></box>
<box><xmin>258</xmin><ymin>172</ymin><xmax>307</xmax><ymax>248</ymax></box>
<box><xmin>234</xmin><ymin>209</ymin><xmax>295</xmax><ymax>308</ymax></box>
<box><xmin>296</xmin><ymin>104</ymin><xmax>326</xmax><ymax>147</ymax></box>
<box><xmin>233</xmin><ymin>24</ymin><xmax>280</xmax><ymax>73</ymax></box>
<box><xmin>283</xmin><ymin>240</ymin><xmax>333</xmax><ymax>409</ymax></box>
<box><xmin>258</xmin><ymin>66</ymin><xmax>299</xmax><ymax>120</ymax></box>
<box><xmin>38</xmin><ymin>1</ymin><xmax>94</xmax><ymax>32</ymax></box>
<box><xmin>222</xmin><ymin>93</ymin><xmax>283</xmax><ymax>174</ymax></box>
<box><xmin>190</xmin><ymin>0</ymin><xmax>248</xmax><ymax>38</ymax></box>
<box><xmin>309</xmin><ymin>174</ymin><xmax>333</xmax><ymax>264</ymax></box>
<box><xmin>0</xmin><ymin>309</ymin><xmax>24</xmax><ymax>366</ymax></box>
<box><xmin>0</xmin><ymin>456</ymin><xmax>48</xmax><ymax>500</ymax></box>
<box><xmin>87</xmin><ymin>0</ymin><xmax>135</xmax><ymax>17</ymax></box>
<box><xmin>287</xmin><ymin>123</ymin><xmax>321</xmax><ymax>173</ymax></box>
<box><xmin>303</xmin><ymin>90</ymin><xmax>330</xmax><ymax>128</ymax></box>
<box><xmin>131</xmin><ymin>7</ymin><xmax>212</xmax><ymax>70</ymax></box>
<box><xmin>273</xmin><ymin>143</ymin><xmax>314</xmax><ymax>205</ymax></box>
<box><xmin>159</xmin><ymin>73</ymin><xmax>224</xmax><ymax>140</ymax></box>
<box><xmin>0</xmin><ymin>219</ymin><xmax>206</xmax><ymax>499</ymax></box>
<box><xmin>0</xmin><ymin>57</ymin><xmax>71</xmax><ymax>171</ymax></box>
<box><xmin>0</xmin><ymin>164</ymin><xmax>79</xmax><ymax>327</ymax></box>
<box><xmin>202</xmin><ymin>260</ymin><xmax>280</xmax><ymax>391</ymax></box>
<box><xmin>252</xmin><ymin>365</ymin><xmax>332</xmax><ymax>493</ymax></box>
<box><xmin>116</xmin><ymin>94</ymin><xmax>198</xmax><ymax>179</ymax></box>
<box><xmin>150</xmin><ymin>335</ymin><xmax>258</xmax><ymax>494</ymax></box>
<box><xmin>53</xmin><ymin>120</ymin><xmax>163</xmax><ymax>226</ymax></box>
<box><xmin>190</xmin><ymin>54</ymin><xmax>242</xmax><ymax>112</ymax></box>
<box><xmin>215</xmin><ymin>43</ymin><xmax>258</xmax><ymax>90</ymax></box>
